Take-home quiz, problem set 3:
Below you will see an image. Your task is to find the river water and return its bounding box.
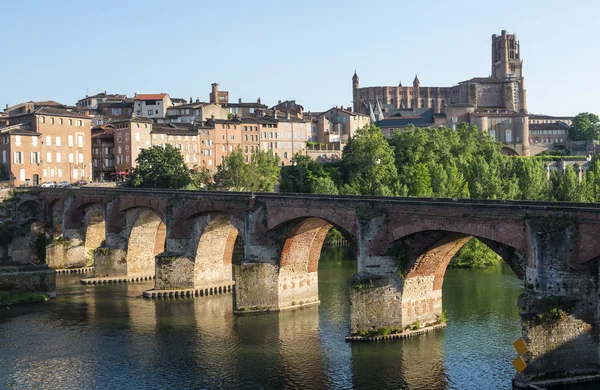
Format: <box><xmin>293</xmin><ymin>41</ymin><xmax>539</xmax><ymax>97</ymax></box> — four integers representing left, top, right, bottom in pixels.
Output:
<box><xmin>0</xmin><ymin>247</ymin><xmax>540</xmax><ymax>389</ymax></box>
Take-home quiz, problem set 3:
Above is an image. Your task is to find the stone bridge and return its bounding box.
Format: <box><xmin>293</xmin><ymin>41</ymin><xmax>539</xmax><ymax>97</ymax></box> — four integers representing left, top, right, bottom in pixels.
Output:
<box><xmin>16</xmin><ymin>187</ymin><xmax>600</xmax><ymax>385</ymax></box>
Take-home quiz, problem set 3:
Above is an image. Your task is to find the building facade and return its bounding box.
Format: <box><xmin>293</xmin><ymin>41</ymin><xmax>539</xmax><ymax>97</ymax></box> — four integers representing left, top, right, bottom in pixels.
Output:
<box><xmin>353</xmin><ymin>30</ymin><xmax>531</xmax><ymax>155</ymax></box>
<box><xmin>133</xmin><ymin>93</ymin><xmax>173</xmax><ymax>119</ymax></box>
<box><xmin>0</xmin><ymin>107</ymin><xmax>92</xmax><ymax>186</ymax></box>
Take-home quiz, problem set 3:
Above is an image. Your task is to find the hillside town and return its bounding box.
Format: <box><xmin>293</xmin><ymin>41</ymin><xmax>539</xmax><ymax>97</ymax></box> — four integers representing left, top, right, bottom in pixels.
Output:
<box><xmin>0</xmin><ymin>30</ymin><xmax>578</xmax><ymax>187</ymax></box>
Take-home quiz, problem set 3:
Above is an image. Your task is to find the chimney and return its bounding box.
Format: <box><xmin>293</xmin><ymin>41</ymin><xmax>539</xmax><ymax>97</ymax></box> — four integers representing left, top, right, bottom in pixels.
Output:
<box><xmin>257</xmin><ymin>97</ymin><xmax>261</xmax><ymax>104</ymax></box>
<box><xmin>238</xmin><ymin>97</ymin><xmax>242</xmax><ymax>104</ymax></box>
<box><xmin>278</xmin><ymin>100</ymin><xmax>282</xmax><ymax>104</ymax></box>
<box><xmin>273</xmin><ymin>109</ymin><xmax>279</xmax><ymax>119</ymax></box>
<box><xmin>196</xmin><ymin>97</ymin><xmax>200</xmax><ymax>103</ymax></box>
<box><xmin>286</xmin><ymin>111</ymin><xmax>290</xmax><ymax>120</ymax></box>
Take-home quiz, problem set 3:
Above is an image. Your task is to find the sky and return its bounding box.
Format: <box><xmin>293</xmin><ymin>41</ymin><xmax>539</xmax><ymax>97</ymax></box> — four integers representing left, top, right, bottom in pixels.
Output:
<box><xmin>1</xmin><ymin>0</ymin><xmax>599</xmax><ymax>116</ymax></box>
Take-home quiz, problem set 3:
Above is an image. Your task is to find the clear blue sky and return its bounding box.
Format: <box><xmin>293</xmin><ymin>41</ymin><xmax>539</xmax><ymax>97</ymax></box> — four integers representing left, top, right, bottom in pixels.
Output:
<box><xmin>1</xmin><ymin>0</ymin><xmax>598</xmax><ymax>116</ymax></box>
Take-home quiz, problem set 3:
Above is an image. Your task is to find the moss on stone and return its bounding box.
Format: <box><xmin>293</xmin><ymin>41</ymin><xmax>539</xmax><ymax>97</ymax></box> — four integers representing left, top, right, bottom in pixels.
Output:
<box><xmin>0</xmin><ymin>291</ymin><xmax>49</xmax><ymax>306</ymax></box>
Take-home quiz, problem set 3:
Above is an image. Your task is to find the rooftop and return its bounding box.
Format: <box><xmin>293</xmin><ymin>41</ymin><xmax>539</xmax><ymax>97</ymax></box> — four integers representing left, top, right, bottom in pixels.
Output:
<box><xmin>134</xmin><ymin>93</ymin><xmax>168</xmax><ymax>101</ymax></box>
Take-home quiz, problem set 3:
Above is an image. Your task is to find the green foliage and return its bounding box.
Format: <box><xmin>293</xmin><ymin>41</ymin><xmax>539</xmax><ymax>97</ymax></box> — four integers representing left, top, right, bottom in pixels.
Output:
<box><xmin>311</xmin><ymin>176</ymin><xmax>339</xmax><ymax>195</ymax></box>
<box><xmin>388</xmin><ymin>241</ymin><xmax>408</xmax><ymax>279</ymax></box>
<box><xmin>351</xmin><ymin>278</ymin><xmax>374</xmax><ymax>290</ymax></box>
<box><xmin>410</xmin><ymin>321</ymin><xmax>421</xmax><ymax>331</ymax></box>
<box><xmin>128</xmin><ymin>145</ymin><xmax>191</xmax><ymax>189</ymax></box>
<box><xmin>342</xmin><ymin>125</ymin><xmax>398</xmax><ymax>195</ymax></box>
<box><xmin>568</xmin><ymin>112</ymin><xmax>600</xmax><ymax>141</ymax></box>
<box><xmin>450</xmin><ymin>238</ymin><xmax>500</xmax><ymax>269</ymax></box>
<box><xmin>184</xmin><ymin>166</ymin><xmax>213</xmax><ymax>190</ymax></box>
<box><xmin>324</xmin><ymin>227</ymin><xmax>344</xmax><ymax>243</ymax></box>
<box><xmin>0</xmin><ymin>291</ymin><xmax>49</xmax><ymax>306</ymax></box>
<box><xmin>439</xmin><ymin>310</ymin><xmax>447</xmax><ymax>323</ymax></box>
<box><xmin>353</xmin><ymin>326</ymin><xmax>404</xmax><ymax>337</ymax></box>
<box><xmin>214</xmin><ymin>148</ymin><xmax>280</xmax><ymax>192</ymax></box>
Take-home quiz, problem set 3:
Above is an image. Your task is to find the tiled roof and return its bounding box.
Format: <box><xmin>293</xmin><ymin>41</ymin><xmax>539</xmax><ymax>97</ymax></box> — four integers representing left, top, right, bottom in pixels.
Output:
<box><xmin>151</xmin><ymin>123</ymin><xmax>199</xmax><ymax>135</ymax></box>
<box><xmin>36</xmin><ymin>107</ymin><xmax>92</xmax><ymax>119</ymax></box>
<box><xmin>134</xmin><ymin>93</ymin><xmax>168</xmax><ymax>100</ymax></box>
<box><xmin>530</xmin><ymin>123</ymin><xmax>569</xmax><ymax>131</ymax></box>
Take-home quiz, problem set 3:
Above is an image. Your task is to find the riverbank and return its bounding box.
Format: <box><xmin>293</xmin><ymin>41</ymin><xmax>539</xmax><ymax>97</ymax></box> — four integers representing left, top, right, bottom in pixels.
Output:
<box><xmin>0</xmin><ymin>291</ymin><xmax>49</xmax><ymax>306</ymax></box>
<box><xmin>0</xmin><ymin>266</ymin><xmax>56</xmax><ymax>303</ymax></box>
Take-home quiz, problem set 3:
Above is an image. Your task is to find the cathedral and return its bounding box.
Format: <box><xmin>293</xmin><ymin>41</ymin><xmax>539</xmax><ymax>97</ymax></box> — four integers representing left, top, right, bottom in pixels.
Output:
<box><xmin>353</xmin><ymin>30</ymin><xmax>530</xmax><ymax>155</ymax></box>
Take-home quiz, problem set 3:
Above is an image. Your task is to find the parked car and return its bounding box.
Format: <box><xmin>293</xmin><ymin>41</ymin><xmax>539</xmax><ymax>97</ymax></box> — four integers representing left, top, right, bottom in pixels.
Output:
<box><xmin>39</xmin><ymin>181</ymin><xmax>56</xmax><ymax>188</ymax></box>
<box><xmin>56</xmin><ymin>181</ymin><xmax>70</xmax><ymax>188</ymax></box>
<box><xmin>73</xmin><ymin>180</ymin><xmax>88</xmax><ymax>187</ymax></box>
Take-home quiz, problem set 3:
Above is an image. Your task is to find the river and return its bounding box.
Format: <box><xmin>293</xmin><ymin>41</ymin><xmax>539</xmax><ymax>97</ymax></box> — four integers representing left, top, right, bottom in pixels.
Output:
<box><xmin>0</xmin><ymin>247</ymin><xmax>574</xmax><ymax>389</ymax></box>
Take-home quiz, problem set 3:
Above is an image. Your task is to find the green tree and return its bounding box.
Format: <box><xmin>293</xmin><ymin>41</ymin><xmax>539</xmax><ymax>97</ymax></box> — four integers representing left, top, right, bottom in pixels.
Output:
<box><xmin>311</xmin><ymin>176</ymin><xmax>339</xmax><ymax>195</ymax></box>
<box><xmin>247</xmin><ymin>150</ymin><xmax>280</xmax><ymax>192</ymax></box>
<box><xmin>184</xmin><ymin>166</ymin><xmax>213</xmax><ymax>190</ymax></box>
<box><xmin>449</xmin><ymin>238</ymin><xmax>500</xmax><ymax>269</ymax></box>
<box><xmin>129</xmin><ymin>145</ymin><xmax>190</xmax><ymax>189</ymax></box>
<box><xmin>555</xmin><ymin>166</ymin><xmax>582</xmax><ymax>201</ymax></box>
<box><xmin>342</xmin><ymin>125</ymin><xmax>398</xmax><ymax>195</ymax></box>
<box><xmin>213</xmin><ymin>148</ymin><xmax>248</xmax><ymax>191</ymax></box>
<box><xmin>404</xmin><ymin>163</ymin><xmax>432</xmax><ymax>197</ymax></box>
<box><xmin>568</xmin><ymin>112</ymin><xmax>600</xmax><ymax>141</ymax></box>
<box><xmin>513</xmin><ymin>158</ymin><xmax>548</xmax><ymax>200</ymax></box>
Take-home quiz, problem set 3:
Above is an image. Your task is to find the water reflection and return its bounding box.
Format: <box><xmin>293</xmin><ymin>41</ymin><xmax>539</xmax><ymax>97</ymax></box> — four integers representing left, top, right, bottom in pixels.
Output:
<box><xmin>0</xmin><ymin>250</ymin><xmax>531</xmax><ymax>389</ymax></box>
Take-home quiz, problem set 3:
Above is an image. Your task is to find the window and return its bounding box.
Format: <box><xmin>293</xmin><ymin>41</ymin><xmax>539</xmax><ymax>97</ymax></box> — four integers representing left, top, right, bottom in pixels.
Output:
<box><xmin>230</xmin><ymin>135</ymin><xmax>235</xmax><ymax>141</ymax></box>
<box><xmin>14</xmin><ymin>152</ymin><xmax>23</xmax><ymax>164</ymax></box>
<box><xmin>45</xmin><ymin>136</ymin><xmax>51</xmax><ymax>146</ymax></box>
<box><xmin>79</xmin><ymin>153</ymin><xmax>84</xmax><ymax>163</ymax></box>
<box><xmin>69</xmin><ymin>153</ymin><xmax>74</xmax><ymax>163</ymax></box>
<box><xmin>56</xmin><ymin>153</ymin><xmax>61</xmax><ymax>163</ymax></box>
<box><xmin>58</xmin><ymin>169</ymin><xmax>62</xmax><ymax>178</ymax></box>
<box><xmin>2</xmin><ymin>150</ymin><xmax>5</xmax><ymax>163</ymax></box>
<box><xmin>40</xmin><ymin>117</ymin><xmax>45</xmax><ymax>124</ymax></box>
<box><xmin>505</xmin><ymin>129</ymin><xmax>512</xmax><ymax>143</ymax></box>
<box><xmin>43</xmin><ymin>168</ymin><xmax>47</xmax><ymax>177</ymax></box>
<box><xmin>59</xmin><ymin>118</ymin><xmax>63</xmax><ymax>125</ymax></box>
<box><xmin>489</xmin><ymin>130</ymin><xmax>496</xmax><ymax>140</ymax></box>
<box><xmin>50</xmin><ymin>117</ymin><xmax>54</xmax><ymax>124</ymax></box>
<box><xmin>68</xmin><ymin>135</ymin><xmax>73</xmax><ymax>147</ymax></box>
<box><xmin>20</xmin><ymin>169</ymin><xmax>25</xmax><ymax>182</ymax></box>
<box><xmin>112</xmin><ymin>108</ymin><xmax>122</xmax><ymax>115</ymax></box>
<box><xmin>3</xmin><ymin>136</ymin><xmax>8</xmax><ymax>144</ymax></box>
<box><xmin>55</xmin><ymin>136</ymin><xmax>61</xmax><ymax>146</ymax></box>
<box><xmin>78</xmin><ymin>135</ymin><xmax>83</xmax><ymax>147</ymax></box>
<box><xmin>68</xmin><ymin>119</ymin><xmax>72</xmax><ymax>126</ymax></box>
<box><xmin>46</xmin><ymin>152</ymin><xmax>52</xmax><ymax>163</ymax></box>
<box><xmin>148</xmin><ymin>110</ymin><xmax>153</xmax><ymax>115</ymax></box>
<box><xmin>30</xmin><ymin>152</ymin><xmax>39</xmax><ymax>164</ymax></box>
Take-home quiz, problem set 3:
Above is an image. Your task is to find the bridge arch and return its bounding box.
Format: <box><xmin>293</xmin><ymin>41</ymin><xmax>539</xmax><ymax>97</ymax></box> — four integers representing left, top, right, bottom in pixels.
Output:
<box><xmin>269</xmin><ymin>216</ymin><xmax>357</xmax><ymax>309</ymax></box>
<box><xmin>384</xmin><ymin>227</ymin><xmax>526</xmax><ymax>329</ymax></box>
<box><xmin>190</xmin><ymin>214</ymin><xmax>241</xmax><ymax>286</ymax></box>
<box><xmin>125</xmin><ymin>208</ymin><xmax>166</xmax><ymax>276</ymax></box>
<box><xmin>82</xmin><ymin>205</ymin><xmax>106</xmax><ymax>263</ymax></box>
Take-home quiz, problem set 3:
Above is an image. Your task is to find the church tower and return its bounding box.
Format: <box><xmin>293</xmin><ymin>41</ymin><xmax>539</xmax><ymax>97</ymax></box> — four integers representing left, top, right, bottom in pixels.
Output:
<box><xmin>491</xmin><ymin>30</ymin><xmax>527</xmax><ymax>113</ymax></box>
<box><xmin>491</xmin><ymin>30</ymin><xmax>523</xmax><ymax>80</ymax></box>
<box><xmin>352</xmin><ymin>70</ymin><xmax>360</xmax><ymax>112</ymax></box>
<box><xmin>413</xmin><ymin>74</ymin><xmax>420</xmax><ymax>108</ymax></box>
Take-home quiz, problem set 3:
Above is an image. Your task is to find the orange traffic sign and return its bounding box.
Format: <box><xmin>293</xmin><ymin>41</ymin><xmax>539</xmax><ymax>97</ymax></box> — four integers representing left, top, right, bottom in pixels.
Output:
<box><xmin>512</xmin><ymin>356</ymin><xmax>527</xmax><ymax>373</ymax></box>
<box><xmin>514</xmin><ymin>338</ymin><xmax>528</xmax><ymax>355</ymax></box>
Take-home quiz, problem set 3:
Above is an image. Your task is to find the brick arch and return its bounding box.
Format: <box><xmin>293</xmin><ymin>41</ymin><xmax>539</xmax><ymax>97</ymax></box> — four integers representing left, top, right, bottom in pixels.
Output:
<box><xmin>389</xmin><ymin>218</ymin><xmax>527</xmax><ymax>254</ymax></box>
<box><xmin>125</xmin><ymin>208</ymin><xmax>165</xmax><ymax>276</ymax></box>
<box><xmin>191</xmin><ymin>214</ymin><xmax>239</xmax><ymax>286</ymax></box>
<box><xmin>172</xmin><ymin>211</ymin><xmax>245</xmax><ymax>245</ymax></box>
<box><xmin>279</xmin><ymin>217</ymin><xmax>334</xmax><ymax>273</ymax></box>
<box><xmin>391</xmin><ymin>230</ymin><xmax>526</xmax><ymax>295</ymax></box>
<box><xmin>16</xmin><ymin>199</ymin><xmax>42</xmax><ymax>226</ymax></box>
<box><xmin>266</xmin><ymin>209</ymin><xmax>357</xmax><ymax>245</ymax></box>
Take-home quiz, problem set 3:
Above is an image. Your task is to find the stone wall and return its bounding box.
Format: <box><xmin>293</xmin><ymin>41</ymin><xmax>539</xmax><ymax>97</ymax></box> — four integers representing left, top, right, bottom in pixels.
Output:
<box><xmin>155</xmin><ymin>255</ymin><xmax>194</xmax><ymax>290</ymax></box>
<box><xmin>0</xmin><ymin>268</ymin><xmax>56</xmax><ymax>298</ymax></box>
<box><xmin>235</xmin><ymin>263</ymin><xmax>279</xmax><ymax>310</ymax></box>
<box><xmin>350</xmin><ymin>277</ymin><xmax>403</xmax><ymax>334</ymax></box>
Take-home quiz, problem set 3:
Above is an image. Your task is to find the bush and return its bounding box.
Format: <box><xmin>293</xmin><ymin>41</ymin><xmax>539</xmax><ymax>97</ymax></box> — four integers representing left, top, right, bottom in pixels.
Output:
<box><xmin>449</xmin><ymin>238</ymin><xmax>499</xmax><ymax>269</ymax></box>
<box><xmin>0</xmin><ymin>291</ymin><xmax>49</xmax><ymax>305</ymax></box>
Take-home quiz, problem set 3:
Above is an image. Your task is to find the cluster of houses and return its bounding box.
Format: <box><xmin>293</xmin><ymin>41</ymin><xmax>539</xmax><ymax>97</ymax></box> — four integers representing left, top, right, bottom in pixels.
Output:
<box><xmin>0</xmin><ymin>81</ymin><xmax>574</xmax><ymax>187</ymax></box>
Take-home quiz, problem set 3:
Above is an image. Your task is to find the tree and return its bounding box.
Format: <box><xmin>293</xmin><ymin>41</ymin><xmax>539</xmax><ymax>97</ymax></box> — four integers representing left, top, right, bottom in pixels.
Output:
<box><xmin>184</xmin><ymin>166</ymin><xmax>213</xmax><ymax>190</ymax></box>
<box><xmin>213</xmin><ymin>148</ymin><xmax>249</xmax><ymax>191</ymax></box>
<box><xmin>247</xmin><ymin>150</ymin><xmax>280</xmax><ymax>192</ymax></box>
<box><xmin>311</xmin><ymin>176</ymin><xmax>339</xmax><ymax>195</ymax></box>
<box><xmin>555</xmin><ymin>166</ymin><xmax>582</xmax><ymax>201</ymax></box>
<box><xmin>342</xmin><ymin>125</ymin><xmax>398</xmax><ymax>195</ymax></box>
<box><xmin>129</xmin><ymin>145</ymin><xmax>190</xmax><ymax>189</ymax></box>
<box><xmin>568</xmin><ymin>112</ymin><xmax>600</xmax><ymax>141</ymax></box>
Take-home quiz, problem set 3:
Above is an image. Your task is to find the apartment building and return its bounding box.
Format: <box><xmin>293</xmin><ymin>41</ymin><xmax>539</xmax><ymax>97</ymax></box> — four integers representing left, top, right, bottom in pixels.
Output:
<box><xmin>271</xmin><ymin>112</ymin><xmax>309</xmax><ymax>165</ymax></box>
<box><xmin>76</xmin><ymin>92</ymin><xmax>126</xmax><ymax>110</ymax></box>
<box><xmin>151</xmin><ymin>123</ymin><xmax>200</xmax><ymax>167</ymax></box>
<box><xmin>212</xmin><ymin>119</ymin><xmax>242</xmax><ymax>165</ymax></box>
<box><xmin>0</xmin><ymin>107</ymin><xmax>92</xmax><ymax>186</ymax></box>
<box><xmin>313</xmin><ymin>107</ymin><xmax>370</xmax><ymax>143</ymax></box>
<box><xmin>133</xmin><ymin>93</ymin><xmax>173</xmax><ymax>119</ymax></box>
<box><xmin>163</xmin><ymin>102</ymin><xmax>228</xmax><ymax>124</ymax></box>
<box><xmin>112</xmin><ymin>117</ymin><xmax>153</xmax><ymax>173</ymax></box>
<box><xmin>91</xmin><ymin>124</ymin><xmax>115</xmax><ymax>181</ymax></box>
